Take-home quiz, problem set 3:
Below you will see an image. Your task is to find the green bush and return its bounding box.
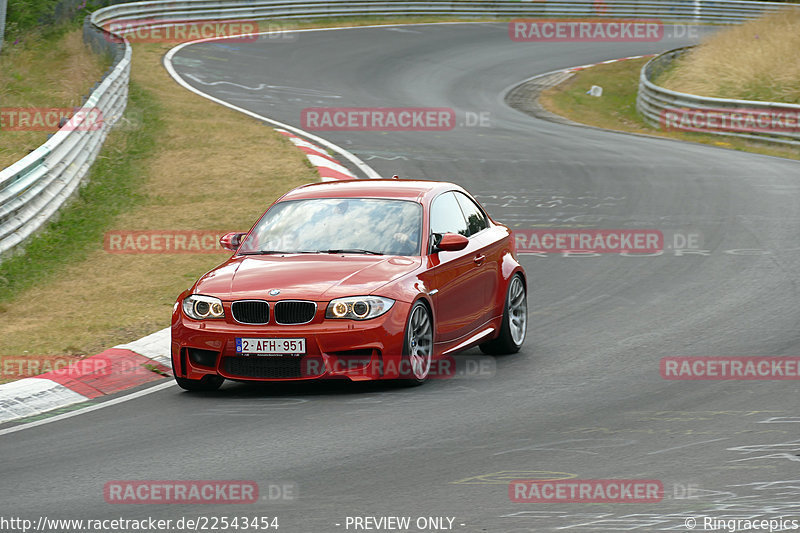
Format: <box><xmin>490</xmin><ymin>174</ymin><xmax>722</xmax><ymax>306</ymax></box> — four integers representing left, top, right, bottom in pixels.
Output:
<box><xmin>4</xmin><ymin>0</ymin><xmax>118</xmax><ymax>44</ymax></box>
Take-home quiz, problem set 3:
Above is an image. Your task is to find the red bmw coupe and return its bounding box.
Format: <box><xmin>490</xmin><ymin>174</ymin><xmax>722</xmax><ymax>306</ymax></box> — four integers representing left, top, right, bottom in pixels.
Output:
<box><xmin>171</xmin><ymin>179</ymin><xmax>527</xmax><ymax>390</ymax></box>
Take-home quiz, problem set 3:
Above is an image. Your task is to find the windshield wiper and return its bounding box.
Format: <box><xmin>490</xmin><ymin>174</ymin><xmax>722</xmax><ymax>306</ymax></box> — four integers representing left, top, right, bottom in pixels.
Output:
<box><xmin>320</xmin><ymin>249</ymin><xmax>384</xmax><ymax>255</ymax></box>
<box><xmin>241</xmin><ymin>249</ymin><xmax>384</xmax><ymax>256</ymax></box>
<box><xmin>239</xmin><ymin>250</ymin><xmax>317</xmax><ymax>255</ymax></box>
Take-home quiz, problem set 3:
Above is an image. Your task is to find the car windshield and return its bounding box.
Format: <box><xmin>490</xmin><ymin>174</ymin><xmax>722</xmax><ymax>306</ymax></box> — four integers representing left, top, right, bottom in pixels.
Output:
<box><xmin>238</xmin><ymin>198</ymin><xmax>423</xmax><ymax>256</ymax></box>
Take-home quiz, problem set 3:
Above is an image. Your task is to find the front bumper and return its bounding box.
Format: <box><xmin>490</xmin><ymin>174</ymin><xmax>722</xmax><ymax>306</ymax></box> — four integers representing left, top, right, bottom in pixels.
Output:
<box><xmin>171</xmin><ymin>299</ymin><xmax>411</xmax><ymax>382</ymax></box>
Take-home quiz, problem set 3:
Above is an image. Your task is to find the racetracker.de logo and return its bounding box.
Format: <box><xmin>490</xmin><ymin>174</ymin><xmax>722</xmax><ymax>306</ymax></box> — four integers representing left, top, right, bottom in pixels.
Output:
<box><xmin>102</xmin><ymin>19</ymin><xmax>260</xmax><ymax>43</ymax></box>
<box><xmin>104</xmin><ymin>231</ymin><xmax>229</xmax><ymax>254</ymax></box>
<box><xmin>104</xmin><ymin>481</ymin><xmax>259</xmax><ymax>504</ymax></box>
<box><xmin>301</xmin><ymin>108</ymin><xmax>456</xmax><ymax>131</ymax></box>
<box><xmin>509</xmin><ymin>19</ymin><xmax>663</xmax><ymax>42</ymax></box>
<box><xmin>660</xmin><ymin>357</ymin><xmax>800</xmax><ymax>380</ymax></box>
<box><xmin>1</xmin><ymin>356</ymin><xmax>111</xmax><ymax>379</ymax></box>
<box><xmin>300</xmin><ymin>354</ymin><xmax>496</xmax><ymax>380</ymax></box>
<box><xmin>509</xmin><ymin>479</ymin><xmax>663</xmax><ymax>503</ymax></box>
<box><xmin>661</xmin><ymin>108</ymin><xmax>800</xmax><ymax>135</ymax></box>
<box><xmin>0</xmin><ymin>107</ymin><xmax>103</xmax><ymax>132</ymax></box>
<box><xmin>514</xmin><ymin>229</ymin><xmax>663</xmax><ymax>254</ymax></box>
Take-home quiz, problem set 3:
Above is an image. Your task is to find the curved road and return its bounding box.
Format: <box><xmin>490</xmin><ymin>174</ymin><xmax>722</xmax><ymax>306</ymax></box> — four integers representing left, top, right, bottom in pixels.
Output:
<box><xmin>2</xmin><ymin>23</ymin><xmax>800</xmax><ymax>532</ymax></box>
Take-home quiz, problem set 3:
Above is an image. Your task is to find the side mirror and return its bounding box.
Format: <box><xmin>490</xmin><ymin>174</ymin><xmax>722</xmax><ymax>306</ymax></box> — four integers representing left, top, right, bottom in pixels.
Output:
<box><xmin>434</xmin><ymin>232</ymin><xmax>469</xmax><ymax>252</ymax></box>
<box><xmin>220</xmin><ymin>232</ymin><xmax>246</xmax><ymax>252</ymax></box>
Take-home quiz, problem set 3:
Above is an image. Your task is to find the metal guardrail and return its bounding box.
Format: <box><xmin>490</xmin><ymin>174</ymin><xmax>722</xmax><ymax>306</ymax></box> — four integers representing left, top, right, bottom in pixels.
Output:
<box><xmin>637</xmin><ymin>47</ymin><xmax>800</xmax><ymax>146</ymax></box>
<box><xmin>90</xmin><ymin>1</ymin><xmax>788</xmax><ymax>27</ymax></box>
<box><xmin>0</xmin><ymin>0</ymin><xmax>794</xmax><ymax>259</ymax></box>
<box><xmin>0</xmin><ymin>20</ymin><xmax>128</xmax><ymax>259</ymax></box>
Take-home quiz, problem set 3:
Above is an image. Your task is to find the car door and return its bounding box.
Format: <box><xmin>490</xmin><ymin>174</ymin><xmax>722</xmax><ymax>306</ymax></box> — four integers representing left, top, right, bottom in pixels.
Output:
<box><xmin>429</xmin><ymin>191</ymin><xmax>490</xmax><ymax>343</ymax></box>
<box><xmin>454</xmin><ymin>191</ymin><xmax>501</xmax><ymax>324</ymax></box>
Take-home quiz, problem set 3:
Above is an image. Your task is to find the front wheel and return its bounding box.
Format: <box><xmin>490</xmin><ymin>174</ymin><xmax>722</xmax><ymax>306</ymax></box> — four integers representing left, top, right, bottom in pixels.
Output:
<box><xmin>480</xmin><ymin>274</ymin><xmax>527</xmax><ymax>355</ymax></box>
<box><xmin>400</xmin><ymin>301</ymin><xmax>434</xmax><ymax>385</ymax></box>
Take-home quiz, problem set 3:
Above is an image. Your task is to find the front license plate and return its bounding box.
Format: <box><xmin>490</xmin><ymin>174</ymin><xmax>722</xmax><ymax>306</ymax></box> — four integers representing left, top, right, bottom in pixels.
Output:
<box><xmin>236</xmin><ymin>338</ymin><xmax>306</xmax><ymax>356</ymax></box>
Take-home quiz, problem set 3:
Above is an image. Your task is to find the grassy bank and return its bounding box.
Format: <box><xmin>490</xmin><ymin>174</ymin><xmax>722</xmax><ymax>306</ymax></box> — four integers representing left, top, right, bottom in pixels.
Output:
<box><xmin>0</xmin><ymin>81</ymin><xmax>159</xmax><ymax>305</ymax></box>
<box><xmin>539</xmin><ymin>58</ymin><xmax>799</xmax><ymax>161</ymax></box>
<box><xmin>0</xmin><ymin>27</ymin><xmax>110</xmax><ymax>168</ymax></box>
<box><xmin>539</xmin><ymin>9</ymin><xmax>800</xmax><ymax>157</ymax></box>
<box><xmin>658</xmin><ymin>9</ymin><xmax>800</xmax><ymax>103</ymax></box>
<box><xmin>0</xmin><ymin>38</ymin><xmax>313</xmax><ymax>356</ymax></box>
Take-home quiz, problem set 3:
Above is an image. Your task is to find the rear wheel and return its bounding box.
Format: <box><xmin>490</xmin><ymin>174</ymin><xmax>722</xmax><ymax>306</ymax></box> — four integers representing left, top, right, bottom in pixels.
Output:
<box><xmin>174</xmin><ymin>372</ymin><xmax>224</xmax><ymax>392</ymax></box>
<box><xmin>401</xmin><ymin>301</ymin><xmax>434</xmax><ymax>385</ymax></box>
<box><xmin>480</xmin><ymin>274</ymin><xmax>527</xmax><ymax>355</ymax></box>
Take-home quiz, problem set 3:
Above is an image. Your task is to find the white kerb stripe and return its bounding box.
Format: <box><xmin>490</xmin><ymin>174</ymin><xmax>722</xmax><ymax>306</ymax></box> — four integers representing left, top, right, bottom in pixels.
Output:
<box><xmin>0</xmin><ymin>378</ymin><xmax>90</xmax><ymax>424</ymax></box>
<box><xmin>114</xmin><ymin>327</ymin><xmax>172</xmax><ymax>368</ymax></box>
<box><xmin>306</xmin><ymin>154</ymin><xmax>354</xmax><ymax>176</ymax></box>
<box><xmin>287</xmin><ymin>136</ymin><xmax>328</xmax><ymax>155</ymax></box>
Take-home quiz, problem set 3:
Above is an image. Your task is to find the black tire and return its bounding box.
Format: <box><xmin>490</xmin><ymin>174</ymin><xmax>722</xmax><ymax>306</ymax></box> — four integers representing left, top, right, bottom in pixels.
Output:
<box><xmin>400</xmin><ymin>301</ymin><xmax>434</xmax><ymax>385</ymax></box>
<box><xmin>174</xmin><ymin>374</ymin><xmax>224</xmax><ymax>392</ymax></box>
<box><xmin>480</xmin><ymin>274</ymin><xmax>527</xmax><ymax>355</ymax></box>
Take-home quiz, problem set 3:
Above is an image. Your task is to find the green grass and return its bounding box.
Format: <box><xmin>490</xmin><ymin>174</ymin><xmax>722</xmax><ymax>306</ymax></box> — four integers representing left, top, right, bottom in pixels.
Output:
<box><xmin>3</xmin><ymin>0</ymin><xmax>107</xmax><ymax>46</ymax></box>
<box><xmin>4</xmin><ymin>5</ymin><xmax>75</xmax><ymax>47</ymax></box>
<box><xmin>1</xmin><ymin>27</ymin><xmax>111</xmax><ymax>168</ymax></box>
<box><xmin>544</xmin><ymin>60</ymin><xmax>647</xmax><ymax>130</ymax></box>
<box><xmin>540</xmin><ymin>58</ymin><xmax>800</xmax><ymax>161</ymax></box>
<box><xmin>0</xmin><ymin>81</ymin><xmax>161</xmax><ymax>303</ymax></box>
<box><xmin>657</xmin><ymin>8</ymin><xmax>800</xmax><ymax>104</ymax></box>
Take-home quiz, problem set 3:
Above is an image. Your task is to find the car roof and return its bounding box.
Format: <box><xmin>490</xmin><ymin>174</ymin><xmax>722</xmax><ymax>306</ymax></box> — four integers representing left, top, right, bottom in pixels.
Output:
<box><xmin>280</xmin><ymin>179</ymin><xmax>466</xmax><ymax>203</ymax></box>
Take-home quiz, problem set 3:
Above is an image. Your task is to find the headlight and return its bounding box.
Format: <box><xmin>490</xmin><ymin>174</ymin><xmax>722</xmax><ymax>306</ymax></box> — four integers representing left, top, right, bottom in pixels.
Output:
<box><xmin>182</xmin><ymin>294</ymin><xmax>225</xmax><ymax>320</ymax></box>
<box><xmin>326</xmin><ymin>296</ymin><xmax>394</xmax><ymax>320</ymax></box>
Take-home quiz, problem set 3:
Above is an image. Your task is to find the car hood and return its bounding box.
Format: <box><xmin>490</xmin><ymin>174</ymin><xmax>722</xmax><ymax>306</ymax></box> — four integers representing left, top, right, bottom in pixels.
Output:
<box><xmin>193</xmin><ymin>254</ymin><xmax>422</xmax><ymax>301</ymax></box>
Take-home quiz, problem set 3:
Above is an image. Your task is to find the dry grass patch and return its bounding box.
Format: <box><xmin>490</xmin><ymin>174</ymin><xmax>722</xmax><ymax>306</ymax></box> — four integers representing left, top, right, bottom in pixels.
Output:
<box><xmin>0</xmin><ymin>29</ymin><xmax>109</xmax><ymax>168</ymax></box>
<box><xmin>659</xmin><ymin>8</ymin><xmax>800</xmax><ymax>103</ymax></box>
<box><xmin>118</xmin><ymin>43</ymin><xmax>315</xmax><ymax>230</ymax></box>
<box><xmin>539</xmin><ymin>59</ymin><xmax>799</xmax><ymax>161</ymax></box>
<box><xmin>0</xmin><ymin>41</ymin><xmax>313</xmax><ymax>356</ymax></box>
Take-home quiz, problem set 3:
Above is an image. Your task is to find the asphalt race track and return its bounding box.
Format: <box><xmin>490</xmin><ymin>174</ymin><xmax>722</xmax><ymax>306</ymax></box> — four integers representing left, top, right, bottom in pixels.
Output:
<box><xmin>3</xmin><ymin>23</ymin><xmax>800</xmax><ymax>532</ymax></box>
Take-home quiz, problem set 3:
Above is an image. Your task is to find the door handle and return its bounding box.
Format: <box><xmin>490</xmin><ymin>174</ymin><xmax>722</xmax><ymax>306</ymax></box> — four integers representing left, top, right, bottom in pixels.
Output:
<box><xmin>473</xmin><ymin>254</ymin><xmax>485</xmax><ymax>265</ymax></box>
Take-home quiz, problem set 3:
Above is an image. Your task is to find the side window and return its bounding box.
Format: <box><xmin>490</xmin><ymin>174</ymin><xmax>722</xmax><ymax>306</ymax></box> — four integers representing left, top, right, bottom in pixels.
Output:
<box><xmin>430</xmin><ymin>192</ymin><xmax>469</xmax><ymax>237</ymax></box>
<box><xmin>455</xmin><ymin>192</ymin><xmax>489</xmax><ymax>236</ymax></box>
